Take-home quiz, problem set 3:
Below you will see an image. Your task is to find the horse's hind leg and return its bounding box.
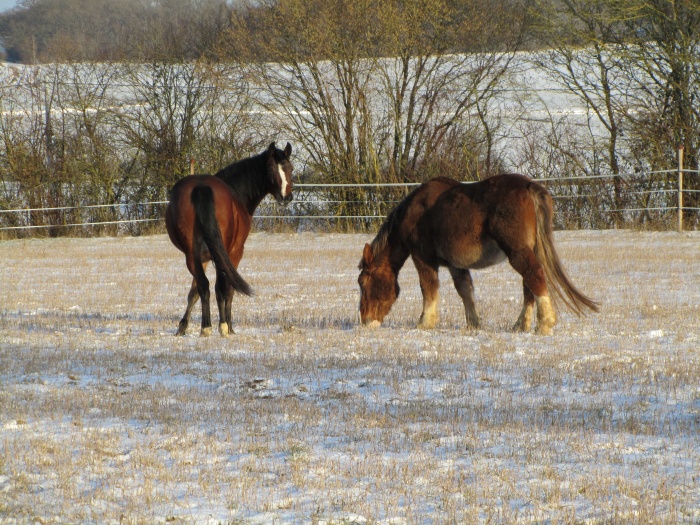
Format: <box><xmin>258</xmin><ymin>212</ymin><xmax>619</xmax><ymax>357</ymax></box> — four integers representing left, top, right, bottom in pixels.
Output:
<box><xmin>448</xmin><ymin>266</ymin><xmax>479</xmax><ymax>329</ymax></box>
<box><xmin>187</xmin><ymin>253</ymin><xmax>212</xmax><ymax>337</ymax></box>
<box><xmin>506</xmin><ymin>248</ymin><xmax>556</xmax><ymax>335</ymax></box>
<box><xmin>513</xmin><ymin>283</ymin><xmax>535</xmax><ymax>332</ymax></box>
<box><xmin>215</xmin><ymin>270</ymin><xmax>234</xmax><ymax>337</ymax></box>
<box><xmin>534</xmin><ymin>295</ymin><xmax>555</xmax><ymax>335</ymax></box>
<box><xmin>177</xmin><ymin>260</ymin><xmax>212</xmax><ymax>336</ymax></box>
<box><xmin>412</xmin><ymin>255</ymin><xmax>440</xmax><ymax>329</ymax></box>
<box><xmin>176</xmin><ymin>278</ymin><xmax>199</xmax><ymax>336</ymax></box>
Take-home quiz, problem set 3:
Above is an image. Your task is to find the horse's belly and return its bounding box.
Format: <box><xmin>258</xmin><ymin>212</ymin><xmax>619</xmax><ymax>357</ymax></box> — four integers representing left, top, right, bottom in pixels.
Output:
<box><xmin>469</xmin><ymin>243</ymin><xmax>507</xmax><ymax>269</ymax></box>
<box><xmin>443</xmin><ymin>237</ymin><xmax>506</xmax><ymax>270</ymax></box>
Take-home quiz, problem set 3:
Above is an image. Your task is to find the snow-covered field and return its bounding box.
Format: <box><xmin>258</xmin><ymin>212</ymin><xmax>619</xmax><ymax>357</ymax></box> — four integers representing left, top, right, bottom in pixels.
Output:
<box><xmin>1</xmin><ymin>230</ymin><xmax>699</xmax><ymax>524</ymax></box>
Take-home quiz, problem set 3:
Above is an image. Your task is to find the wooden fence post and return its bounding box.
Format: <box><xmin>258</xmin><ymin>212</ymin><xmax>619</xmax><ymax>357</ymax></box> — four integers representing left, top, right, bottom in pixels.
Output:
<box><xmin>678</xmin><ymin>146</ymin><xmax>684</xmax><ymax>232</ymax></box>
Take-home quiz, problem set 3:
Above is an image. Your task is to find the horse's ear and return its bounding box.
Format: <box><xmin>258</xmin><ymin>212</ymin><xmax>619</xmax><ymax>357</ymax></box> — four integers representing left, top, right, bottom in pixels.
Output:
<box><xmin>284</xmin><ymin>142</ymin><xmax>292</xmax><ymax>158</ymax></box>
<box><xmin>268</xmin><ymin>142</ymin><xmax>276</xmax><ymax>155</ymax></box>
<box><xmin>362</xmin><ymin>243</ymin><xmax>374</xmax><ymax>265</ymax></box>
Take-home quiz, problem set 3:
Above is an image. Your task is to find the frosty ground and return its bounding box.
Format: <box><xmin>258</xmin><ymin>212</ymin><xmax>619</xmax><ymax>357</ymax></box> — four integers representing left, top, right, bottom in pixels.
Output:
<box><xmin>1</xmin><ymin>230</ymin><xmax>699</xmax><ymax>524</ymax></box>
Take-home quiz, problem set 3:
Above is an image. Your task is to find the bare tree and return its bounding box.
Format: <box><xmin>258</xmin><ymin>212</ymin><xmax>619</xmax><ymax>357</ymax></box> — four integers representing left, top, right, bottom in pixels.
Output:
<box><xmin>529</xmin><ymin>0</ymin><xmax>630</xmax><ymax>224</ymax></box>
<box><xmin>224</xmin><ymin>0</ymin><xmax>383</xmax><ymax>184</ymax></box>
<box><xmin>530</xmin><ymin>0</ymin><xmax>700</xmax><ymax>225</ymax></box>
<box><xmin>115</xmin><ymin>61</ymin><xmax>212</xmax><ymax>200</ymax></box>
<box><xmin>223</xmin><ymin>0</ymin><xmax>525</xmax><ymax>184</ymax></box>
<box><xmin>0</xmin><ymin>65</ymin><xmax>56</xmax><ymax>230</ymax></box>
<box><xmin>619</xmin><ymin>0</ymin><xmax>700</xmax><ymax>172</ymax></box>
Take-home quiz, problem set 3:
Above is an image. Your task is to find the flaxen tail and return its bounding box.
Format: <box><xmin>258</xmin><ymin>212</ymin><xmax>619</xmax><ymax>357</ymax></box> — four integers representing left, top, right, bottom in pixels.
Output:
<box><xmin>530</xmin><ymin>183</ymin><xmax>598</xmax><ymax>315</ymax></box>
<box><xmin>191</xmin><ymin>184</ymin><xmax>253</xmax><ymax>297</ymax></box>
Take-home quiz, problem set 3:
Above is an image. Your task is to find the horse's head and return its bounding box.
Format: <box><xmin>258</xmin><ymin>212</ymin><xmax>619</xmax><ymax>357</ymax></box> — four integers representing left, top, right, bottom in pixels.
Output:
<box><xmin>266</xmin><ymin>142</ymin><xmax>293</xmax><ymax>204</ymax></box>
<box><xmin>358</xmin><ymin>243</ymin><xmax>399</xmax><ymax>327</ymax></box>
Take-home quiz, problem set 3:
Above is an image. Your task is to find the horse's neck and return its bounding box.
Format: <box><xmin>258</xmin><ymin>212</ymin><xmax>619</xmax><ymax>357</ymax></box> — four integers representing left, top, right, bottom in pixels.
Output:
<box><xmin>377</xmin><ymin>238</ymin><xmax>409</xmax><ymax>277</ymax></box>
<box><xmin>371</xmin><ymin>196</ymin><xmax>414</xmax><ymax>275</ymax></box>
<box><xmin>216</xmin><ymin>155</ymin><xmax>270</xmax><ymax>215</ymax></box>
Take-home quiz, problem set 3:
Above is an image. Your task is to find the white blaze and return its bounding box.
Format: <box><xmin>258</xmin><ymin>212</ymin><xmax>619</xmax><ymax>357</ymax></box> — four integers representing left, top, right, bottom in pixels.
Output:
<box><xmin>278</xmin><ymin>164</ymin><xmax>289</xmax><ymax>197</ymax></box>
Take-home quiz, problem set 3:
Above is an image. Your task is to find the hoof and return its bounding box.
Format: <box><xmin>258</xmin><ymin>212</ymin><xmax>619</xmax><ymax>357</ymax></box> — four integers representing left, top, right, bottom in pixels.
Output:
<box><xmin>176</xmin><ymin>321</ymin><xmax>188</xmax><ymax>336</ymax></box>
<box><xmin>417</xmin><ymin>311</ymin><xmax>438</xmax><ymax>330</ymax></box>
<box><xmin>366</xmin><ymin>320</ymin><xmax>381</xmax><ymax>328</ymax></box>
<box><xmin>536</xmin><ymin>326</ymin><xmax>552</xmax><ymax>336</ymax></box>
<box><xmin>465</xmin><ymin>317</ymin><xmax>480</xmax><ymax>330</ymax></box>
<box><xmin>200</xmin><ymin>327</ymin><xmax>212</xmax><ymax>337</ymax></box>
<box><xmin>512</xmin><ymin>321</ymin><xmax>529</xmax><ymax>333</ymax></box>
<box><xmin>219</xmin><ymin>323</ymin><xmax>230</xmax><ymax>337</ymax></box>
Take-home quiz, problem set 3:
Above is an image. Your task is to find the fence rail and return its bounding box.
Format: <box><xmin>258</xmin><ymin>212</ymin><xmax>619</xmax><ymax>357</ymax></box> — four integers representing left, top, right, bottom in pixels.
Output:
<box><xmin>1</xmin><ymin>170</ymin><xmax>698</xmax><ymax>236</ymax></box>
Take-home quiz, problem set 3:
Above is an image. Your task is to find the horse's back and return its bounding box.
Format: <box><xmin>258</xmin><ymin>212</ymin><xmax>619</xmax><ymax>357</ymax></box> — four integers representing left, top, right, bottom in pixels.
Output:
<box><xmin>166</xmin><ymin>175</ymin><xmax>248</xmax><ymax>258</ymax></box>
<box><xmin>408</xmin><ymin>174</ymin><xmax>544</xmax><ymax>269</ymax></box>
<box><xmin>399</xmin><ymin>177</ymin><xmax>460</xmax><ymax>232</ymax></box>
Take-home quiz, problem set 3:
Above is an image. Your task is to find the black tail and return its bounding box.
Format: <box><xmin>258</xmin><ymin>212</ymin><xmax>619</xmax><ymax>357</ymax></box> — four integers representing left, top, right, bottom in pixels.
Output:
<box><xmin>191</xmin><ymin>184</ymin><xmax>253</xmax><ymax>297</ymax></box>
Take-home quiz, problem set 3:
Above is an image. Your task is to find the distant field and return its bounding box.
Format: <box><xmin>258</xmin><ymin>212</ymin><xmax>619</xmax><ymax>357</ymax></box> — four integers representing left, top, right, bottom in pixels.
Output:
<box><xmin>1</xmin><ymin>231</ymin><xmax>699</xmax><ymax>524</ymax></box>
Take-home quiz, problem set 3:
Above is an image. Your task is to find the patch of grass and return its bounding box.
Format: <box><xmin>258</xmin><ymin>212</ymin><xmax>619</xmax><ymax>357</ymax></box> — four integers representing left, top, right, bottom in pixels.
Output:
<box><xmin>0</xmin><ymin>231</ymin><xmax>699</xmax><ymax>523</ymax></box>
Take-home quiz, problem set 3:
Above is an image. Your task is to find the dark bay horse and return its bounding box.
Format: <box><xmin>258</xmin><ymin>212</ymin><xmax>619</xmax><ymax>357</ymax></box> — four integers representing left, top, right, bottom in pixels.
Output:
<box><xmin>166</xmin><ymin>142</ymin><xmax>293</xmax><ymax>336</ymax></box>
<box><xmin>358</xmin><ymin>175</ymin><xmax>598</xmax><ymax>335</ymax></box>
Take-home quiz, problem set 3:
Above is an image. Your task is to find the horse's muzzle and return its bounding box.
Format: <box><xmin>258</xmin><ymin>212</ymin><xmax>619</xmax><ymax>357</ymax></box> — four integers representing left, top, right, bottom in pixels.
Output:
<box><xmin>359</xmin><ymin>310</ymin><xmax>381</xmax><ymax>328</ymax></box>
<box><xmin>276</xmin><ymin>193</ymin><xmax>293</xmax><ymax>206</ymax></box>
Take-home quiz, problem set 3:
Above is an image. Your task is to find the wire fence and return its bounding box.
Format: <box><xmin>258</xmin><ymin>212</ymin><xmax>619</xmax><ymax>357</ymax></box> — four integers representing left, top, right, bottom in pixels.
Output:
<box><xmin>1</xmin><ymin>170</ymin><xmax>698</xmax><ymax>237</ymax></box>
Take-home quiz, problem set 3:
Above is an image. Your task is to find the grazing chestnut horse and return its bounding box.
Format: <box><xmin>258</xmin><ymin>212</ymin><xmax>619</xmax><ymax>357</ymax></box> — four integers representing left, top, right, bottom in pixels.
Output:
<box><xmin>358</xmin><ymin>175</ymin><xmax>598</xmax><ymax>334</ymax></box>
<box><xmin>166</xmin><ymin>142</ymin><xmax>293</xmax><ymax>336</ymax></box>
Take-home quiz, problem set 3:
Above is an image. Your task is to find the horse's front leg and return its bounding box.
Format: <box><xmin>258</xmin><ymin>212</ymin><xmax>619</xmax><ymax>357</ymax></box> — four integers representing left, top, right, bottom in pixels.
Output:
<box><xmin>220</xmin><ymin>249</ymin><xmax>244</xmax><ymax>336</ymax></box>
<box><xmin>448</xmin><ymin>266</ymin><xmax>479</xmax><ymax>329</ymax></box>
<box><xmin>412</xmin><ymin>256</ymin><xmax>440</xmax><ymax>329</ymax></box>
<box><xmin>224</xmin><ymin>286</ymin><xmax>234</xmax><ymax>335</ymax></box>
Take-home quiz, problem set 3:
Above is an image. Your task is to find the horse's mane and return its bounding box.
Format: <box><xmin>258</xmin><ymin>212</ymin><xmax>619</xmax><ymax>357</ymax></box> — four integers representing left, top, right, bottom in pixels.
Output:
<box><xmin>370</xmin><ymin>184</ymin><xmax>422</xmax><ymax>258</ymax></box>
<box><xmin>214</xmin><ymin>151</ymin><xmax>268</xmax><ymax>204</ymax></box>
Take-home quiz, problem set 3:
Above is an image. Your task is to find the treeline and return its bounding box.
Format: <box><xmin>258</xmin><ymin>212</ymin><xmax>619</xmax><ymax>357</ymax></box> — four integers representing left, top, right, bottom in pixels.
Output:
<box><xmin>0</xmin><ymin>0</ymin><xmax>231</xmax><ymax>62</ymax></box>
<box><xmin>0</xmin><ymin>0</ymin><xmax>530</xmax><ymax>63</ymax></box>
<box><xmin>0</xmin><ymin>0</ymin><xmax>698</xmax><ymax>235</ymax></box>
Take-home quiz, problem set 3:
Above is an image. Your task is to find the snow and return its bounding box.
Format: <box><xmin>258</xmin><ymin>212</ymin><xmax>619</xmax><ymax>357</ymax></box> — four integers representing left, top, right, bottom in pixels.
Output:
<box><xmin>0</xmin><ymin>230</ymin><xmax>699</xmax><ymax>524</ymax></box>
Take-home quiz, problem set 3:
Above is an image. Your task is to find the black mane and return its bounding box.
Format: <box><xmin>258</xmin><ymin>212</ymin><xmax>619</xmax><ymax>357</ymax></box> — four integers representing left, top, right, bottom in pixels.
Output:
<box><xmin>214</xmin><ymin>150</ymin><xmax>270</xmax><ymax>209</ymax></box>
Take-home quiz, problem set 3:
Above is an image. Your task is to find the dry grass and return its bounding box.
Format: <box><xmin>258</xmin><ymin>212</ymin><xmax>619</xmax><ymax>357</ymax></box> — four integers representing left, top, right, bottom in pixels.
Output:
<box><xmin>1</xmin><ymin>230</ymin><xmax>699</xmax><ymax>524</ymax></box>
